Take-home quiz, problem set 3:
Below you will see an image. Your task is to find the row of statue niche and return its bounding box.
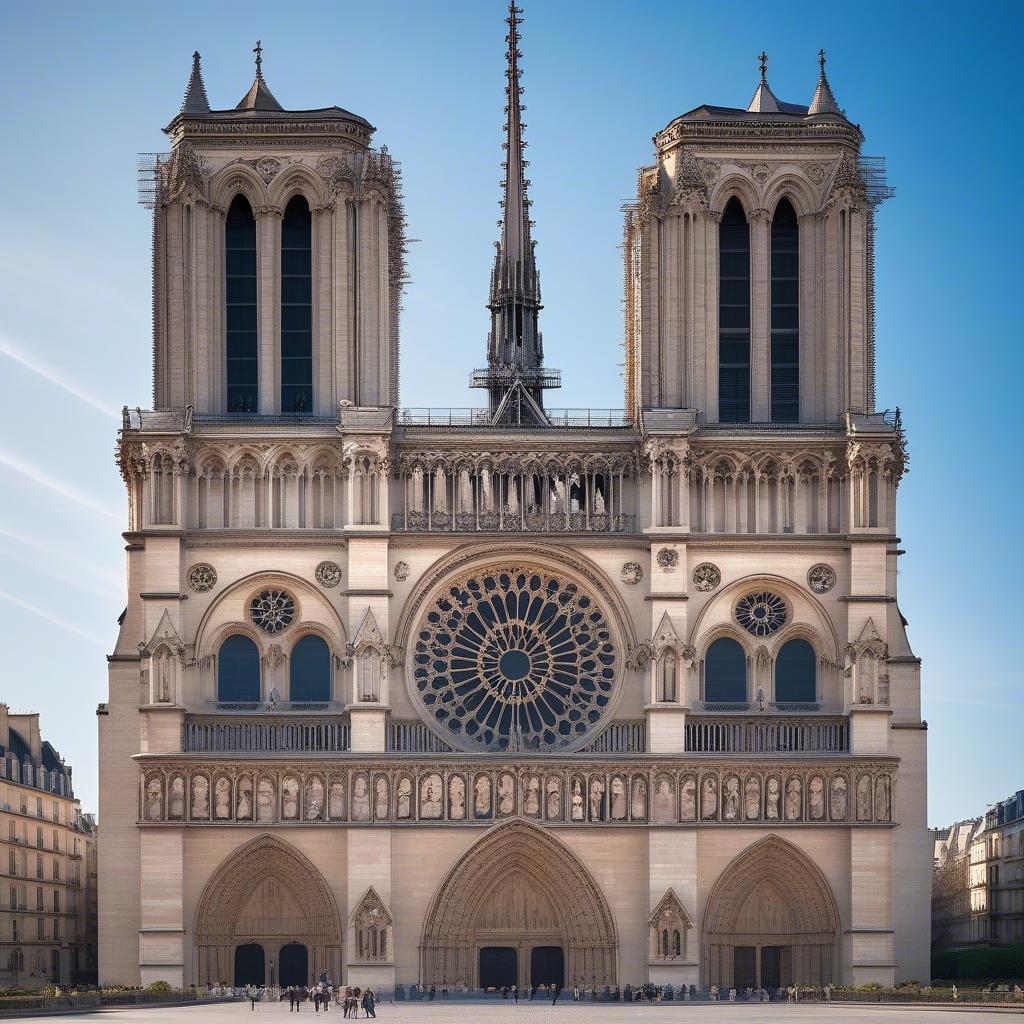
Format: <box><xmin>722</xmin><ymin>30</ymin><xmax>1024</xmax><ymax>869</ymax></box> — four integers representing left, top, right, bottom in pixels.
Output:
<box><xmin>649</xmin><ymin>772</ymin><xmax>891</xmax><ymax>823</ymax></box>
<box><xmin>144</xmin><ymin>770</ymin><xmax>891</xmax><ymax>824</ymax></box>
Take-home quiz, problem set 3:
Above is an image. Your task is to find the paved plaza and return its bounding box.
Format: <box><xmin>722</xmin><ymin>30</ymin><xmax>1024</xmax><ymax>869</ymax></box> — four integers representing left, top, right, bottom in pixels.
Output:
<box><xmin>19</xmin><ymin>1002</ymin><xmax>1023</xmax><ymax>1024</ymax></box>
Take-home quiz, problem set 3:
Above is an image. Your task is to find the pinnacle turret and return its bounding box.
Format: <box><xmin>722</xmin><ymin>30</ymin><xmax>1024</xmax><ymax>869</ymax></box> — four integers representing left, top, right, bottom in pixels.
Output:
<box><xmin>747</xmin><ymin>51</ymin><xmax>781</xmax><ymax>113</ymax></box>
<box><xmin>235</xmin><ymin>40</ymin><xmax>283</xmax><ymax>112</ymax></box>
<box><xmin>180</xmin><ymin>51</ymin><xmax>210</xmax><ymax>114</ymax></box>
<box><xmin>808</xmin><ymin>49</ymin><xmax>842</xmax><ymax>116</ymax></box>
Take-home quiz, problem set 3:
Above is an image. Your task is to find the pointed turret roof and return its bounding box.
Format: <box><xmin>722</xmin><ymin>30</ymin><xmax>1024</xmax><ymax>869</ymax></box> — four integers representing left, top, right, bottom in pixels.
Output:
<box><xmin>235</xmin><ymin>40</ymin><xmax>283</xmax><ymax>112</ymax></box>
<box><xmin>747</xmin><ymin>50</ymin><xmax>781</xmax><ymax>113</ymax></box>
<box><xmin>808</xmin><ymin>49</ymin><xmax>841</xmax><ymax>116</ymax></box>
<box><xmin>180</xmin><ymin>51</ymin><xmax>210</xmax><ymax>114</ymax></box>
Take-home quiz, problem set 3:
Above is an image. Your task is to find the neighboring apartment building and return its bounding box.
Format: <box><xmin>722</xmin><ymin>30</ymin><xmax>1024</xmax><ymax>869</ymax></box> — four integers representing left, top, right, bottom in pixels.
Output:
<box><xmin>0</xmin><ymin>706</ymin><xmax>98</xmax><ymax>988</ymax></box>
<box><xmin>933</xmin><ymin>791</ymin><xmax>1024</xmax><ymax>951</ymax></box>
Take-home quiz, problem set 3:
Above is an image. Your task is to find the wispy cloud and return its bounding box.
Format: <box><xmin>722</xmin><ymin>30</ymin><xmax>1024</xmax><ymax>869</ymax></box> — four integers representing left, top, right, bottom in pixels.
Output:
<box><xmin>0</xmin><ymin>525</ymin><xmax>123</xmax><ymax>590</ymax></box>
<box><xmin>0</xmin><ymin>334</ymin><xmax>119</xmax><ymax>419</ymax></box>
<box><xmin>1</xmin><ymin>549</ymin><xmax>121</xmax><ymax>602</ymax></box>
<box><xmin>0</xmin><ymin>450</ymin><xmax>120</xmax><ymax>522</ymax></box>
<box><xmin>0</xmin><ymin>590</ymin><xmax>107</xmax><ymax>647</ymax></box>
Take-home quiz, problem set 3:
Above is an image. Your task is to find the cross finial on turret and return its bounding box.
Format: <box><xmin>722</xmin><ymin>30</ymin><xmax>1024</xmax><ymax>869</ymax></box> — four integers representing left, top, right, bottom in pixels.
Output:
<box><xmin>818</xmin><ymin>48</ymin><xmax>827</xmax><ymax>73</ymax></box>
<box><xmin>759</xmin><ymin>51</ymin><xmax>768</xmax><ymax>81</ymax></box>
<box><xmin>253</xmin><ymin>40</ymin><xmax>263</xmax><ymax>78</ymax></box>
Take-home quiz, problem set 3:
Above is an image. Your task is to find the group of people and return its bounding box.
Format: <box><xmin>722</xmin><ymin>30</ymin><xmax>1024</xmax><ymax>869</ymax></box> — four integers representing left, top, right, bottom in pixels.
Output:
<box><xmin>240</xmin><ymin>983</ymin><xmax>376</xmax><ymax>1016</ymax></box>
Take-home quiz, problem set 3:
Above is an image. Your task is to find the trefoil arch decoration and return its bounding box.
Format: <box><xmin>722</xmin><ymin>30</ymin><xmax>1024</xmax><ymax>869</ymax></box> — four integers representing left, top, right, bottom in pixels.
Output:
<box><xmin>349</xmin><ymin>886</ymin><xmax>393</xmax><ymax>963</ymax></box>
<box><xmin>649</xmin><ymin>888</ymin><xmax>693</xmax><ymax>962</ymax></box>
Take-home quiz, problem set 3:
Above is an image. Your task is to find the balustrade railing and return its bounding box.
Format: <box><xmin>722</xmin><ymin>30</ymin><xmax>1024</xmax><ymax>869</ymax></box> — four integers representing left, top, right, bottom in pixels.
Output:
<box><xmin>183</xmin><ymin>716</ymin><xmax>351</xmax><ymax>754</ymax></box>
<box><xmin>579</xmin><ymin>721</ymin><xmax>646</xmax><ymax>754</ymax></box>
<box><xmin>399</xmin><ymin>408</ymin><xmax>631</xmax><ymax>428</ymax></box>
<box><xmin>391</xmin><ymin>511</ymin><xmax>634</xmax><ymax>534</ymax></box>
<box><xmin>684</xmin><ymin>716</ymin><xmax>848</xmax><ymax>754</ymax></box>
<box><xmin>387</xmin><ymin>721</ymin><xmax>454</xmax><ymax>754</ymax></box>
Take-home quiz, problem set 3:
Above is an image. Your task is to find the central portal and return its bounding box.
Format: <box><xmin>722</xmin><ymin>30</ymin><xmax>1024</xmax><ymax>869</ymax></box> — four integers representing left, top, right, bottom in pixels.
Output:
<box><xmin>479</xmin><ymin>947</ymin><xmax>517</xmax><ymax>988</ymax></box>
<box><xmin>530</xmin><ymin>946</ymin><xmax>565</xmax><ymax>987</ymax></box>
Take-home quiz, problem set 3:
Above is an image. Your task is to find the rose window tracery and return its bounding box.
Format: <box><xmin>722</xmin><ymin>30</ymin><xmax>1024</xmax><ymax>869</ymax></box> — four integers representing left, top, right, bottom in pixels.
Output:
<box><xmin>735</xmin><ymin>592</ymin><xmax>787</xmax><ymax>637</ymax></box>
<box><xmin>250</xmin><ymin>589</ymin><xmax>296</xmax><ymax>633</ymax></box>
<box><xmin>411</xmin><ymin>565</ymin><xmax>618</xmax><ymax>752</ymax></box>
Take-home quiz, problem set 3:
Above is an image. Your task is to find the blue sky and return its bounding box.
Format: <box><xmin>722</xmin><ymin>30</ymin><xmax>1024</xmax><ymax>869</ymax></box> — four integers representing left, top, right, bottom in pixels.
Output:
<box><xmin>0</xmin><ymin>1</ymin><xmax>1020</xmax><ymax>824</ymax></box>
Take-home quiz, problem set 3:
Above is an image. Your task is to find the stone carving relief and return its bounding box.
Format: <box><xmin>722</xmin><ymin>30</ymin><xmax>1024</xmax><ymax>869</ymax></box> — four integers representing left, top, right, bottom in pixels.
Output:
<box><xmin>473</xmin><ymin>774</ymin><xmax>491</xmax><ymax>819</ymax></box>
<box><xmin>621</xmin><ymin>561</ymin><xmax>643</xmax><ymax>585</ymax></box>
<box><xmin>169</xmin><ymin>775</ymin><xmax>185</xmax><ymax>819</ymax></box>
<box><xmin>830</xmin><ymin>775</ymin><xmax>848</xmax><ymax>820</ymax></box>
<box><xmin>351</xmin><ymin>887</ymin><xmax>392</xmax><ymax>963</ymax></box>
<box><xmin>744</xmin><ymin>776</ymin><xmax>761</xmax><ymax>820</ymax></box>
<box><xmin>352</xmin><ymin>774</ymin><xmax>370</xmax><ymax>821</ymax></box>
<box><xmin>420</xmin><ymin>774</ymin><xmax>442</xmax><ymax>819</ymax></box>
<box><xmin>610</xmin><ymin>776</ymin><xmax>627</xmax><ymax>820</ymax></box>
<box><xmin>856</xmin><ymin>774</ymin><xmax>872</xmax><ymax>821</ymax></box>
<box><xmin>396</xmin><ymin>776</ymin><xmax>413</xmax><ymax>819</ymax></box>
<box><xmin>306</xmin><ymin>776</ymin><xmax>324</xmax><ymax>820</ymax></box>
<box><xmin>187</xmin><ymin>563</ymin><xmax>217</xmax><ymax>593</ymax></box>
<box><xmin>314</xmin><ymin>560</ymin><xmax>342</xmax><ymax>589</ymax></box>
<box><xmin>497</xmin><ymin>772</ymin><xmax>516</xmax><ymax>816</ymax></box>
<box><xmin>328</xmin><ymin>777</ymin><xmax>346</xmax><ymax>820</ymax></box>
<box><xmin>522</xmin><ymin>774</ymin><xmax>541</xmax><ymax>818</ymax></box>
<box><xmin>214</xmin><ymin>776</ymin><xmax>231</xmax><ymax>819</ymax></box>
<box><xmin>681</xmin><ymin>775</ymin><xmax>697</xmax><ymax>821</ymax></box>
<box><xmin>692</xmin><ymin>562</ymin><xmax>721</xmax><ymax>592</ymax></box>
<box><xmin>589</xmin><ymin>777</ymin><xmax>606</xmax><ymax>821</ymax></box>
<box><xmin>807</xmin><ymin>563</ymin><xmax>837</xmax><ymax>594</ymax></box>
<box><xmin>656</xmin><ymin>547</ymin><xmax>679</xmax><ymax>571</ymax></box>
<box><xmin>649</xmin><ymin>889</ymin><xmax>692</xmax><ymax>962</ymax></box>
<box><xmin>875</xmin><ymin>775</ymin><xmax>891</xmax><ymax>822</ymax></box>
<box><xmin>765</xmin><ymin>776</ymin><xmax>781</xmax><ymax>820</ymax></box>
<box><xmin>282</xmin><ymin>775</ymin><xmax>300</xmax><ymax>820</ymax></box>
<box><xmin>701</xmin><ymin>776</ymin><xmax>718</xmax><ymax>820</ymax></box>
<box><xmin>570</xmin><ymin>778</ymin><xmax>584</xmax><ymax>821</ymax></box>
<box><xmin>723</xmin><ymin>775</ymin><xmax>740</xmax><ymax>821</ymax></box>
<box><xmin>191</xmin><ymin>775</ymin><xmax>209</xmax><ymax>819</ymax></box>
<box><xmin>393</xmin><ymin>560</ymin><xmax>410</xmax><ymax>582</ymax></box>
<box><xmin>808</xmin><ymin>775</ymin><xmax>825</xmax><ymax>820</ymax></box>
<box><xmin>237</xmin><ymin>775</ymin><xmax>253</xmax><ymax>820</ymax></box>
<box><xmin>785</xmin><ymin>776</ymin><xmax>802</xmax><ymax>821</ymax></box>
<box><xmin>145</xmin><ymin>776</ymin><xmax>163</xmax><ymax>821</ymax></box>
<box><xmin>631</xmin><ymin>777</ymin><xmax>647</xmax><ymax>821</ymax></box>
<box><xmin>257</xmin><ymin>778</ymin><xmax>275</xmax><ymax>822</ymax></box>
<box><xmin>449</xmin><ymin>775</ymin><xmax>466</xmax><ymax>820</ymax></box>
<box><xmin>374</xmin><ymin>777</ymin><xmax>390</xmax><ymax>820</ymax></box>
<box><xmin>545</xmin><ymin>776</ymin><xmax>561</xmax><ymax>820</ymax></box>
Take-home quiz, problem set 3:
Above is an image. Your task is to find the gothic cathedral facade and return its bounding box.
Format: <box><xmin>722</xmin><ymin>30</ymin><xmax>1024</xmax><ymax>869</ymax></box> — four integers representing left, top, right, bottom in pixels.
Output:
<box><xmin>99</xmin><ymin>9</ymin><xmax>930</xmax><ymax>992</ymax></box>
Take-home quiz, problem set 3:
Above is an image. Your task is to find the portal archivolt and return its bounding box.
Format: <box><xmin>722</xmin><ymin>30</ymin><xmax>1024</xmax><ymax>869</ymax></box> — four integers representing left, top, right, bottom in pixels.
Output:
<box><xmin>420</xmin><ymin>819</ymin><xmax>617</xmax><ymax>989</ymax></box>
<box><xmin>193</xmin><ymin>834</ymin><xmax>342</xmax><ymax>986</ymax></box>
<box><xmin>703</xmin><ymin>835</ymin><xmax>839</xmax><ymax>989</ymax></box>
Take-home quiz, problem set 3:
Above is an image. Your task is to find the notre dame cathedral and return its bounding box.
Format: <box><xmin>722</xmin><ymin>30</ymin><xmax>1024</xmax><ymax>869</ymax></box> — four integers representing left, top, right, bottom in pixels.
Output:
<box><xmin>99</xmin><ymin>4</ymin><xmax>930</xmax><ymax>993</ymax></box>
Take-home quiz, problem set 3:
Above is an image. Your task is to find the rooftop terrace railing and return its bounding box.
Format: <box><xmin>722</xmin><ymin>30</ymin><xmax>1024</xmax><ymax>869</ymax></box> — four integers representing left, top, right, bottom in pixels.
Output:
<box><xmin>183</xmin><ymin>715</ymin><xmax>351</xmax><ymax>754</ymax></box>
<box><xmin>398</xmin><ymin>408</ymin><xmax>632</xmax><ymax>429</ymax></box>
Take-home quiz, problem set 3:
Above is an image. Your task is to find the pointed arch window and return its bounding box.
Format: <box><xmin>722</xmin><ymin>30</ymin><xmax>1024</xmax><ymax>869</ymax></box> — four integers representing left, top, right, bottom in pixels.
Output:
<box><xmin>225</xmin><ymin>196</ymin><xmax>258</xmax><ymax>413</ymax></box>
<box><xmin>771</xmin><ymin>198</ymin><xmax>800</xmax><ymax>422</ymax></box>
<box><xmin>281</xmin><ymin>195</ymin><xmax>313</xmax><ymax>414</ymax></box>
<box><xmin>217</xmin><ymin>634</ymin><xmax>260</xmax><ymax>703</ymax></box>
<box><xmin>718</xmin><ymin>197</ymin><xmax>750</xmax><ymax>423</ymax></box>
<box><xmin>290</xmin><ymin>635</ymin><xmax>331</xmax><ymax>704</ymax></box>
<box><xmin>775</xmin><ymin>638</ymin><xmax>816</xmax><ymax>703</ymax></box>
<box><xmin>704</xmin><ymin>637</ymin><xmax>747</xmax><ymax>703</ymax></box>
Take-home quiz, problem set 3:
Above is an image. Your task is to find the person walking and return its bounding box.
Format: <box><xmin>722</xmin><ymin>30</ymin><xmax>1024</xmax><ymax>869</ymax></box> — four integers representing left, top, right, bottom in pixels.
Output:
<box><xmin>248</xmin><ymin>984</ymin><xmax>258</xmax><ymax>1011</ymax></box>
<box><xmin>362</xmin><ymin>988</ymin><xmax>377</xmax><ymax>1019</ymax></box>
<box><xmin>551</xmin><ymin>983</ymin><xmax>560</xmax><ymax>1005</ymax></box>
<box><xmin>512</xmin><ymin>983</ymin><xmax>518</xmax><ymax>1003</ymax></box>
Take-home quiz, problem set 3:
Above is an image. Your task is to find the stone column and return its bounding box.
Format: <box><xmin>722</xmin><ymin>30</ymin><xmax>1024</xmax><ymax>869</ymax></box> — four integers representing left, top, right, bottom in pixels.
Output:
<box><xmin>749</xmin><ymin>210</ymin><xmax>770</xmax><ymax>422</ymax></box>
<box><xmin>257</xmin><ymin>208</ymin><xmax>280</xmax><ymax>414</ymax></box>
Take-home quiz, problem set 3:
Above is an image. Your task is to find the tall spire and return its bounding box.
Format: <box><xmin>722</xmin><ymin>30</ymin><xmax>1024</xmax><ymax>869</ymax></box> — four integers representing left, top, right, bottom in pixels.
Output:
<box><xmin>236</xmin><ymin>39</ymin><xmax>283</xmax><ymax>112</ymax></box>
<box><xmin>471</xmin><ymin>3</ymin><xmax>559</xmax><ymax>427</ymax></box>
<box><xmin>808</xmin><ymin>49</ymin><xmax>842</xmax><ymax>116</ymax></box>
<box><xmin>747</xmin><ymin>50</ymin><xmax>781</xmax><ymax>113</ymax></box>
<box><xmin>180</xmin><ymin>51</ymin><xmax>210</xmax><ymax>114</ymax></box>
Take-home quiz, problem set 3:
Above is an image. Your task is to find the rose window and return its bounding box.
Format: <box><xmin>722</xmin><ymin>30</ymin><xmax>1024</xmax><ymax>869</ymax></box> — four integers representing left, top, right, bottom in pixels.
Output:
<box><xmin>735</xmin><ymin>592</ymin><xmax>787</xmax><ymax>637</ymax></box>
<box><xmin>411</xmin><ymin>566</ymin><xmax>617</xmax><ymax>752</ymax></box>
<box><xmin>250</xmin><ymin>589</ymin><xmax>296</xmax><ymax>633</ymax></box>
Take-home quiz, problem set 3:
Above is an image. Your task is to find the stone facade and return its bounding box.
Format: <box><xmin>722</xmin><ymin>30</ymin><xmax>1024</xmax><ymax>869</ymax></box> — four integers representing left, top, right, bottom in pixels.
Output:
<box><xmin>98</xmin><ymin>20</ymin><xmax>930</xmax><ymax>993</ymax></box>
<box><xmin>0</xmin><ymin>707</ymin><xmax>98</xmax><ymax>988</ymax></box>
<box><xmin>933</xmin><ymin>792</ymin><xmax>1024</xmax><ymax>951</ymax></box>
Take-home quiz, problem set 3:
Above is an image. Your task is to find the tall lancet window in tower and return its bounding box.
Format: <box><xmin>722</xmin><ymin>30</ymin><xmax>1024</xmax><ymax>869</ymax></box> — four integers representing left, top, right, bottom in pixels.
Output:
<box><xmin>771</xmin><ymin>198</ymin><xmax>800</xmax><ymax>422</ymax></box>
<box><xmin>281</xmin><ymin>195</ymin><xmax>313</xmax><ymax>414</ymax></box>
<box><xmin>718</xmin><ymin>198</ymin><xmax>751</xmax><ymax>423</ymax></box>
<box><xmin>225</xmin><ymin>196</ymin><xmax>258</xmax><ymax>414</ymax></box>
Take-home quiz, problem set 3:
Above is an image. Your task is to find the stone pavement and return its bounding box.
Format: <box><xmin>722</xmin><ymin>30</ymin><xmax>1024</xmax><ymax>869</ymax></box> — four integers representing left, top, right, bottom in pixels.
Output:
<box><xmin>20</xmin><ymin>1000</ymin><xmax>1023</xmax><ymax>1023</ymax></box>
